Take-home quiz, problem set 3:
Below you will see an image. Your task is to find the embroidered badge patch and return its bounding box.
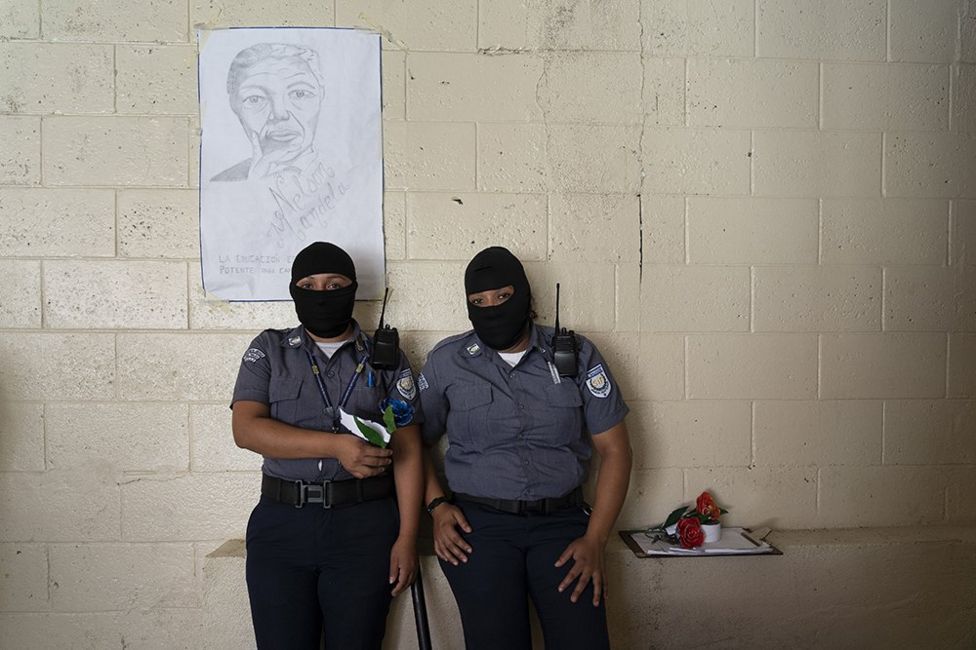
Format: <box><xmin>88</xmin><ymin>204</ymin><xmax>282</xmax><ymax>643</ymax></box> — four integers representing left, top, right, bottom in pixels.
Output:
<box><xmin>242</xmin><ymin>348</ymin><xmax>266</xmax><ymax>363</ymax></box>
<box><xmin>585</xmin><ymin>364</ymin><xmax>612</xmax><ymax>398</ymax></box>
<box><xmin>396</xmin><ymin>370</ymin><xmax>417</xmax><ymax>400</ymax></box>
<box><xmin>417</xmin><ymin>373</ymin><xmax>429</xmax><ymax>392</ymax></box>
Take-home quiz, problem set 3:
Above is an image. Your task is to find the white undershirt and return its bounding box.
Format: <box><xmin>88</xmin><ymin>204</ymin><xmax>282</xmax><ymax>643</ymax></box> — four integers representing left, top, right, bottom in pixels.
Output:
<box><xmin>315</xmin><ymin>340</ymin><xmax>347</xmax><ymax>358</ymax></box>
<box><xmin>498</xmin><ymin>350</ymin><xmax>528</xmax><ymax>367</ymax></box>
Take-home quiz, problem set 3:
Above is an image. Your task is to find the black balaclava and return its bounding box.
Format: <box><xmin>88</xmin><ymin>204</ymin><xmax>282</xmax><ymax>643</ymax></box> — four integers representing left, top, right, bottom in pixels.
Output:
<box><xmin>289</xmin><ymin>242</ymin><xmax>357</xmax><ymax>338</ymax></box>
<box><xmin>464</xmin><ymin>246</ymin><xmax>532</xmax><ymax>350</ymax></box>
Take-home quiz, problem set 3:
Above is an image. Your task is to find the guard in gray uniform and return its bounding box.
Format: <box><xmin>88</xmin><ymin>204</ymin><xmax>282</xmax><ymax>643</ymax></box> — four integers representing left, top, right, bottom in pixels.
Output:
<box><xmin>232</xmin><ymin>242</ymin><xmax>424</xmax><ymax>650</ymax></box>
<box><xmin>420</xmin><ymin>246</ymin><xmax>633</xmax><ymax>650</ymax></box>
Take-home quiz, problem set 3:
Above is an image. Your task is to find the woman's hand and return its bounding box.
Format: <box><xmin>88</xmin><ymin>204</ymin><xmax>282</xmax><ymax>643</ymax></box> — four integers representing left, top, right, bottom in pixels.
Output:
<box><xmin>333</xmin><ymin>435</ymin><xmax>393</xmax><ymax>479</ymax></box>
<box><xmin>554</xmin><ymin>534</ymin><xmax>607</xmax><ymax>606</ymax></box>
<box><xmin>432</xmin><ymin>504</ymin><xmax>473</xmax><ymax>566</ymax></box>
<box><xmin>389</xmin><ymin>536</ymin><xmax>418</xmax><ymax>597</ymax></box>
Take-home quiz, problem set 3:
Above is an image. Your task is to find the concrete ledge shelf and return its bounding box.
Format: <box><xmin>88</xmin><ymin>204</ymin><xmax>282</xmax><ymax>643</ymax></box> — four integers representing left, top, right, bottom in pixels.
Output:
<box><xmin>202</xmin><ymin>525</ymin><xmax>976</xmax><ymax>649</ymax></box>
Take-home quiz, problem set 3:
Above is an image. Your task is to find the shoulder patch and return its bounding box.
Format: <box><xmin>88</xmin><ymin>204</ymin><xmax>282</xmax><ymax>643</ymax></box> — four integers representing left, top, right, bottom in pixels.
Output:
<box><xmin>417</xmin><ymin>373</ymin><xmax>429</xmax><ymax>392</ymax></box>
<box><xmin>396</xmin><ymin>369</ymin><xmax>417</xmax><ymax>400</ymax></box>
<box><xmin>585</xmin><ymin>364</ymin><xmax>612</xmax><ymax>399</ymax></box>
<box><xmin>428</xmin><ymin>330</ymin><xmax>476</xmax><ymax>356</ymax></box>
<box><xmin>243</xmin><ymin>348</ymin><xmax>266</xmax><ymax>363</ymax></box>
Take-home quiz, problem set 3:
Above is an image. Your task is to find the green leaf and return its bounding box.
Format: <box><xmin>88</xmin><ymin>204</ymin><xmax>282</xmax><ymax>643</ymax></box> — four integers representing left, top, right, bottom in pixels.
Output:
<box><xmin>382</xmin><ymin>405</ymin><xmax>396</xmax><ymax>434</ymax></box>
<box><xmin>354</xmin><ymin>416</ymin><xmax>387</xmax><ymax>448</ymax></box>
<box><xmin>663</xmin><ymin>505</ymin><xmax>689</xmax><ymax>528</ymax></box>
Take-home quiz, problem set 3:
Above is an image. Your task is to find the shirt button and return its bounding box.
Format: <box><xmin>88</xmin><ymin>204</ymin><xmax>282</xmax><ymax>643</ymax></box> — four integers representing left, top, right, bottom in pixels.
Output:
<box><xmin>518</xmin><ymin>403</ymin><xmax>525</xmax><ymax>410</ymax></box>
<box><xmin>327</xmin><ymin>371</ymin><xmax>335</xmax><ymax>378</ymax></box>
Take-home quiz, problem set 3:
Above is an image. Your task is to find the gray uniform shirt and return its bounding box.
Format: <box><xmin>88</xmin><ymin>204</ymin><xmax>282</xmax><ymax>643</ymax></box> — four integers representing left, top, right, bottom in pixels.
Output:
<box><xmin>232</xmin><ymin>321</ymin><xmax>424</xmax><ymax>482</ymax></box>
<box><xmin>419</xmin><ymin>324</ymin><xmax>628</xmax><ymax>500</ymax></box>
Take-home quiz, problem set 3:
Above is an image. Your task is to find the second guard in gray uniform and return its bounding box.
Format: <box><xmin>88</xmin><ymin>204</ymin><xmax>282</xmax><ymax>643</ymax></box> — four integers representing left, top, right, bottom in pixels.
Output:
<box><xmin>420</xmin><ymin>246</ymin><xmax>633</xmax><ymax>650</ymax></box>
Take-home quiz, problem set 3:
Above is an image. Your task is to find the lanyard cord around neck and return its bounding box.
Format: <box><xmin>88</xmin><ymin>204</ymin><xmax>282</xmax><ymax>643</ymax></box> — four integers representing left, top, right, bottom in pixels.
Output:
<box><xmin>304</xmin><ymin>348</ymin><xmax>369</xmax><ymax>432</ymax></box>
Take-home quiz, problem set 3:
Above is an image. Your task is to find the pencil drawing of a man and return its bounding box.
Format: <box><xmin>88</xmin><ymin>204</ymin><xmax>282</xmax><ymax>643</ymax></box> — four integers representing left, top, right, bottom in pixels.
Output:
<box><xmin>211</xmin><ymin>43</ymin><xmax>325</xmax><ymax>182</ymax></box>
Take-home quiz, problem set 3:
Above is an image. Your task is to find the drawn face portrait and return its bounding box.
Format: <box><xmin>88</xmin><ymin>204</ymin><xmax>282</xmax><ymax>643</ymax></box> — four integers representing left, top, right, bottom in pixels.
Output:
<box><xmin>230</xmin><ymin>50</ymin><xmax>324</xmax><ymax>165</ymax></box>
<box><xmin>234</xmin><ymin>57</ymin><xmax>322</xmax><ymax>160</ymax></box>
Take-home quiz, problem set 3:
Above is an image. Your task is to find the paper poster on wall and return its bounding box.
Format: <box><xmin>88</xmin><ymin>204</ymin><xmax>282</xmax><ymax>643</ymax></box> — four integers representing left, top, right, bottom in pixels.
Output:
<box><xmin>198</xmin><ymin>27</ymin><xmax>384</xmax><ymax>300</ymax></box>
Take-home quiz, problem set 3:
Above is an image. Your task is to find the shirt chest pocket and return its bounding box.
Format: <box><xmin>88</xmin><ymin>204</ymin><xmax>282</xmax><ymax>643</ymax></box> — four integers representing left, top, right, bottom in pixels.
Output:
<box><xmin>446</xmin><ymin>383</ymin><xmax>495</xmax><ymax>447</ymax></box>
<box><xmin>545</xmin><ymin>383</ymin><xmax>584</xmax><ymax>444</ymax></box>
<box><xmin>268</xmin><ymin>377</ymin><xmax>305</xmax><ymax>426</ymax></box>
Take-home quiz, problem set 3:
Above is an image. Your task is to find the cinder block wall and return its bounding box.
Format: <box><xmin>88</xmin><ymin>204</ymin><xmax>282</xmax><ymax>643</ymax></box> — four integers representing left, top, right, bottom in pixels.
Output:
<box><xmin>1</xmin><ymin>0</ymin><xmax>974</xmax><ymax>644</ymax></box>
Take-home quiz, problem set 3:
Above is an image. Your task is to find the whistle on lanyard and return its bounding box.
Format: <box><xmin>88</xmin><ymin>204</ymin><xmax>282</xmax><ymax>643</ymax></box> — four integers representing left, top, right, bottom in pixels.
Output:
<box><xmin>551</xmin><ymin>282</ymin><xmax>578</xmax><ymax>377</ymax></box>
<box><xmin>370</xmin><ymin>287</ymin><xmax>400</xmax><ymax>370</ymax></box>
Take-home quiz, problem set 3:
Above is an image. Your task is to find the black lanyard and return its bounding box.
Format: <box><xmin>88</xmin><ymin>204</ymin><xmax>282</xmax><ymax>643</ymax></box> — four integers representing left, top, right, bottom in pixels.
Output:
<box><xmin>305</xmin><ymin>348</ymin><xmax>369</xmax><ymax>432</ymax></box>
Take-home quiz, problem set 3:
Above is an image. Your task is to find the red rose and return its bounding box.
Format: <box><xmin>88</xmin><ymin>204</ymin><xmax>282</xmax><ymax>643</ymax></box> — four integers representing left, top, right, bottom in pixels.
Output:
<box><xmin>696</xmin><ymin>491</ymin><xmax>721</xmax><ymax>523</ymax></box>
<box><xmin>677</xmin><ymin>517</ymin><xmax>704</xmax><ymax>549</ymax></box>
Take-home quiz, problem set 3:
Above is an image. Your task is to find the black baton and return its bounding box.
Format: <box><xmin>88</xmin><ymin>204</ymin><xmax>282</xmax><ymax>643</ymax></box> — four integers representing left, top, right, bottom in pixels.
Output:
<box><xmin>411</xmin><ymin>565</ymin><xmax>433</xmax><ymax>650</ymax></box>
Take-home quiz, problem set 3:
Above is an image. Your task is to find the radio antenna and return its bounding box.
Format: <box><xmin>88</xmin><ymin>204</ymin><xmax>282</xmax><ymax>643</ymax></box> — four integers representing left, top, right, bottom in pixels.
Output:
<box><xmin>378</xmin><ymin>287</ymin><xmax>390</xmax><ymax>328</ymax></box>
<box><xmin>554</xmin><ymin>283</ymin><xmax>561</xmax><ymax>333</ymax></box>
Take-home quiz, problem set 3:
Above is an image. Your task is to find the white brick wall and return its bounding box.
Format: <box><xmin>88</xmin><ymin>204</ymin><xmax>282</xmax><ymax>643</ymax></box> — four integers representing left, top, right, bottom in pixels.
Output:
<box><xmin>1</xmin><ymin>0</ymin><xmax>975</xmax><ymax>641</ymax></box>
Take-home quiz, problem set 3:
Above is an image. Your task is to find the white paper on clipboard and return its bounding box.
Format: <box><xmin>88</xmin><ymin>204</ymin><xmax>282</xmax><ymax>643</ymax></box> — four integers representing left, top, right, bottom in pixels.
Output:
<box><xmin>632</xmin><ymin>527</ymin><xmax>776</xmax><ymax>556</ymax></box>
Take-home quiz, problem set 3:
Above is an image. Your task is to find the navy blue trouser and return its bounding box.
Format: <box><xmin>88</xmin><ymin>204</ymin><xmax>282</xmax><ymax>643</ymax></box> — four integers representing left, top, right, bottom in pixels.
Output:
<box><xmin>245</xmin><ymin>495</ymin><xmax>398</xmax><ymax>650</ymax></box>
<box><xmin>440</xmin><ymin>502</ymin><xmax>611</xmax><ymax>650</ymax></box>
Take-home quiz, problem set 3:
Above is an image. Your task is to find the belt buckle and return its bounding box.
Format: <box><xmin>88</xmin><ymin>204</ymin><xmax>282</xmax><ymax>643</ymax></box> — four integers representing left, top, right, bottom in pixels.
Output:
<box><xmin>520</xmin><ymin>499</ymin><xmax>546</xmax><ymax>516</ymax></box>
<box><xmin>296</xmin><ymin>482</ymin><xmax>330</xmax><ymax>509</ymax></box>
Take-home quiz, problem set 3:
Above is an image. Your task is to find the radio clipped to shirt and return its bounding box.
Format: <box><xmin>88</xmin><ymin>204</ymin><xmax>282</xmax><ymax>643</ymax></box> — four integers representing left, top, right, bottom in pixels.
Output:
<box><xmin>551</xmin><ymin>282</ymin><xmax>578</xmax><ymax>378</ymax></box>
<box><xmin>370</xmin><ymin>287</ymin><xmax>400</xmax><ymax>370</ymax></box>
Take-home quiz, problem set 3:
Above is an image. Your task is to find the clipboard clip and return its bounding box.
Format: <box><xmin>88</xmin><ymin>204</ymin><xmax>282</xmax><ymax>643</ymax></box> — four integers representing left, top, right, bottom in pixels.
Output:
<box><xmin>742</xmin><ymin>527</ymin><xmax>772</xmax><ymax>547</ymax></box>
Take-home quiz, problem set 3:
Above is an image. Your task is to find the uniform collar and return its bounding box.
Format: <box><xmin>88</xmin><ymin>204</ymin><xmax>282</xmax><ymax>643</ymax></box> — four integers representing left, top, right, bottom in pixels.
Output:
<box><xmin>460</xmin><ymin>323</ymin><xmax>546</xmax><ymax>360</ymax></box>
<box><xmin>282</xmin><ymin>321</ymin><xmax>367</xmax><ymax>355</ymax></box>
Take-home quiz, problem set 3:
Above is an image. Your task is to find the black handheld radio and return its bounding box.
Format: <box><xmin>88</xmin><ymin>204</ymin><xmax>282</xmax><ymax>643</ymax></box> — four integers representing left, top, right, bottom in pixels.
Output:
<box><xmin>370</xmin><ymin>288</ymin><xmax>400</xmax><ymax>370</ymax></box>
<box><xmin>551</xmin><ymin>283</ymin><xmax>578</xmax><ymax>377</ymax></box>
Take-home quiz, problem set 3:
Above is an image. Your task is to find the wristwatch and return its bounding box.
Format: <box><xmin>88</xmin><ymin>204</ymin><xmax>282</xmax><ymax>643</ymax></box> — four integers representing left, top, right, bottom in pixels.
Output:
<box><xmin>426</xmin><ymin>495</ymin><xmax>451</xmax><ymax>515</ymax></box>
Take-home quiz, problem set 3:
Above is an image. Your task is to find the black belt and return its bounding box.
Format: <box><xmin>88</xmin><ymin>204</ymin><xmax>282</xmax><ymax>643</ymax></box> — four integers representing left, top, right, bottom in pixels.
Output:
<box><xmin>454</xmin><ymin>487</ymin><xmax>583</xmax><ymax>516</ymax></box>
<box><xmin>262</xmin><ymin>473</ymin><xmax>394</xmax><ymax>509</ymax></box>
